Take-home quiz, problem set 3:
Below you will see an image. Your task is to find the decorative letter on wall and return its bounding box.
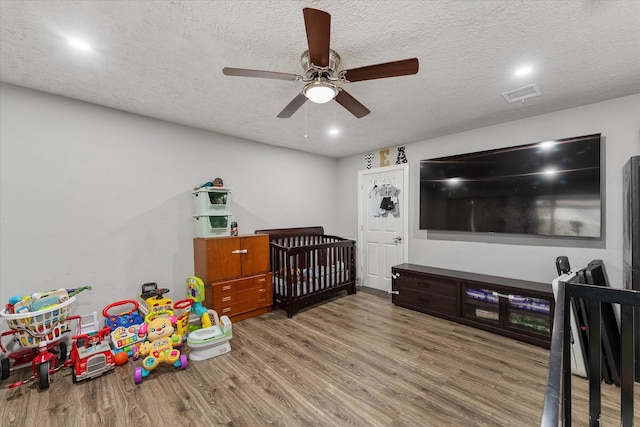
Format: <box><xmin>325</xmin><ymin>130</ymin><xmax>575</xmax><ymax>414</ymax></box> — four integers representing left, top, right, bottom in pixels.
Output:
<box><xmin>396</xmin><ymin>146</ymin><xmax>407</xmax><ymax>164</ymax></box>
<box><xmin>379</xmin><ymin>149</ymin><xmax>390</xmax><ymax>167</ymax></box>
<box><xmin>365</xmin><ymin>152</ymin><xmax>374</xmax><ymax>169</ymax></box>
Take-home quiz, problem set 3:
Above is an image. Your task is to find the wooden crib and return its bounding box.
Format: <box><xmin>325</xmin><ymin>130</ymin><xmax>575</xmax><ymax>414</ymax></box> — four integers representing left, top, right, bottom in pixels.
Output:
<box><xmin>254</xmin><ymin>226</ymin><xmax>356</xmax><ymax>317</ymax></box>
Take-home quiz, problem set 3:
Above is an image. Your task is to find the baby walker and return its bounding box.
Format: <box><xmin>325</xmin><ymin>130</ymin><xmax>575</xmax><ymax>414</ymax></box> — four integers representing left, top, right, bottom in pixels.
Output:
<box><xmin>133</xmin><ymin>310</ymin><xmax>187</xmax><ymax>384</ymax></box>
<box><xmin>102</xmin><ymin>299</ymin><xmax>146</xmax><ymax>358</ymax></box>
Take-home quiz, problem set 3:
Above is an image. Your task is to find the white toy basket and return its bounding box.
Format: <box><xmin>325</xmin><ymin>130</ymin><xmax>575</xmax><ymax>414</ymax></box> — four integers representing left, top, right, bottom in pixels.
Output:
<box><xmin>0</xmin><ymin>296</ymin><xmax>77</xmax><ymax>348</ymax></box>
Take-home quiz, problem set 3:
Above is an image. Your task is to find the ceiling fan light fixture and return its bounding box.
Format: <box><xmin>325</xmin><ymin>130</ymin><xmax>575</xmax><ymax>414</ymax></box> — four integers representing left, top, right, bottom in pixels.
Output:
<box><xmin>303</xmin><ymin>80</ymin><xmax>338</xmax><ymax>104</ymax></box>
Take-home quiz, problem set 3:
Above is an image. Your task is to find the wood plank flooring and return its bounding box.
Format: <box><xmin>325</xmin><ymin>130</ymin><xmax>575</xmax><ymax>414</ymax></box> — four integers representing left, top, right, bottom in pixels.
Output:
<box><xmin>1</xmin><ymin>290</ymin><xmax>637</xmax><ymax>426</ymax></box>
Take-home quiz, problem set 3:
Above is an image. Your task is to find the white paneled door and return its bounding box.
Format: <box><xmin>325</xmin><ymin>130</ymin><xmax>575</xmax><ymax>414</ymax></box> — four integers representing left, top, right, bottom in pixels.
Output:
<box><xmin>358</xmin><ymin>164</ymin><xmax>408</xmax><ymax>292</ymax></box>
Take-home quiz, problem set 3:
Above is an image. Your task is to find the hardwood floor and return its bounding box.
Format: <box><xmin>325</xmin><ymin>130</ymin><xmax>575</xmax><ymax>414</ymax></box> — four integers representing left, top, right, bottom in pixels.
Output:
<box><xmin>1</xmin><ymin>291</ymin><xmax>637</xmax><ymax>426</ymax></box>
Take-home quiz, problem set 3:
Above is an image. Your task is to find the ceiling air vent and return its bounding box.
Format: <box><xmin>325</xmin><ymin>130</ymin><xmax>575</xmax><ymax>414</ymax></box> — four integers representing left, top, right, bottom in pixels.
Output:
<box><xmin>501</xmin><ymin>84</ymin><xmax>541</xmax><ymax>103</ymax></box>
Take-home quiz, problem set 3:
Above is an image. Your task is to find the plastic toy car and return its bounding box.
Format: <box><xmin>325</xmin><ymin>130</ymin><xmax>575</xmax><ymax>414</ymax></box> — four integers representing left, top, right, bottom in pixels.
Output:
<box><xmin>66</xmin><ymin>327</ymin><xmax>116</xmax><ymax>383</ymax></box>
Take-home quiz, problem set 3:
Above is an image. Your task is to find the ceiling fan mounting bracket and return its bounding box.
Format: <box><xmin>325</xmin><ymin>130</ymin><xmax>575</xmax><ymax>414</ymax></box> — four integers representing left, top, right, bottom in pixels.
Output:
<box><xmin>301</xmin><ymin>49</ymin><xmax>341</xmax><ymax>81</ymax></box>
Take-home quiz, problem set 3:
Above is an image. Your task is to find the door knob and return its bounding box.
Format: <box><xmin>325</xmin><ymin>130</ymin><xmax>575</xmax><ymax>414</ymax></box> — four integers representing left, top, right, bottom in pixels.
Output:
<box><xmin>393</xmin><ymin>236</ymin><xmax>402</xmax><ymax>244</ymax></box>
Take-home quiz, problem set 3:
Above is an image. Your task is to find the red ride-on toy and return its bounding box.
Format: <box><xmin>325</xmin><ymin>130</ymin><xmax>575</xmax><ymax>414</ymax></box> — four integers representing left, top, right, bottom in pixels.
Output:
<box><xmin>1</xmin><ymin>333</ymin><xmax>71</xmax><ymax>390</ymax></box>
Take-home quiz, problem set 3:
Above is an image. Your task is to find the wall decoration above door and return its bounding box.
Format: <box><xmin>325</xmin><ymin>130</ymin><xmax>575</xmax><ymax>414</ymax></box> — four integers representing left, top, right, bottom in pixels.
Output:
<box><xmin>396</xmin><ymin>146</ymin><xmax>407</xmax><ymax>164</ymax></box>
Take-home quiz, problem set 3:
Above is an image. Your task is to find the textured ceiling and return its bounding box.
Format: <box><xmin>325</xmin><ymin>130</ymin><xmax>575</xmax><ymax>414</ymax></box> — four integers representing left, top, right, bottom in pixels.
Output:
<box><xmin>1</xmin><ymin>1</ymin><xmax>639</xmax><ymax>158</ymax></box>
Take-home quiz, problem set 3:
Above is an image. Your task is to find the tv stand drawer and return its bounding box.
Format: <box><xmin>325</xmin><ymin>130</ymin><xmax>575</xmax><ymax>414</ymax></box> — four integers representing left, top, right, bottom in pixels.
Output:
<box><xmin>394</xmin><ymin>287</ymin><xmax>457</xmax><ymax>317</ymax></box>
<box><xmin>394</xmin><ymin>273</ymin><xmax>457</xmax><ymax>298</ymax></box>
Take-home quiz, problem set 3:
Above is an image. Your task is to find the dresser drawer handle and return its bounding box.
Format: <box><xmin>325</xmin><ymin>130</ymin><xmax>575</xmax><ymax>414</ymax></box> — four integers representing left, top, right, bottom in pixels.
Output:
<box><xmin>222</xmin><ymin>296</ymin><xmax>231</xmax><ymax>302</ymax></box>
<box><xmin>231</xmin><ymin>249</ymin><xmax>248</xmax><ymax>254</ymax></box>
<box><xmin>222</xmin><ymin>308</ymin><xmax>232</xmax><ymax>313</ymax></box>
<box><xmin>258</xmin><ymin>288</ymin><xmax>265</xmax><ymax>293</ymax></box>
<box><xmin>417</xmin><ymin>282</ymin><xmax>430</xmax><ymax>287</ymax></box>
<box><xmin>258</xmin><ymin>278</ymin><xmax>266</xmax><ymax>283</ymax></box>
<box><xmin>222</xmin><ymin>285</ymin><xmax>232</xmax><ymax>291</ymax></box>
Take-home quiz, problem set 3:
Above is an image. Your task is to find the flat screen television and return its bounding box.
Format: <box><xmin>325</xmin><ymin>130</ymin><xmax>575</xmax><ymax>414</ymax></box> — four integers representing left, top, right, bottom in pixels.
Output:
<box><xmin>419</xmin><ymin>133</ymin><xmax>602</xmax><ymax>238</ymax></box>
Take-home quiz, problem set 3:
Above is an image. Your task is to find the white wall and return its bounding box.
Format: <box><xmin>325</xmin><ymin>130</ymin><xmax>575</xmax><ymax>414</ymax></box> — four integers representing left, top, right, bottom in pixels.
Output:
<box><xmin>0</xmin><ymin>83</ymin><xmax>338</xmax><ymax>319</ymax></box>
<box><xmin>337</xmin><ymin>94</ymin><xmax>640</xmax><ymax>288</ymax></box>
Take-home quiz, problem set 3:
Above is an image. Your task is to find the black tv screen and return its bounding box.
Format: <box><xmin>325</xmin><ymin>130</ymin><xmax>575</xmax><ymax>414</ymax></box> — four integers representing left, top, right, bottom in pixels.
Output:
<box><xmin>419</xmin><ymin>134</ymin><xmax>602</xmax><ymax>237</ymax></box>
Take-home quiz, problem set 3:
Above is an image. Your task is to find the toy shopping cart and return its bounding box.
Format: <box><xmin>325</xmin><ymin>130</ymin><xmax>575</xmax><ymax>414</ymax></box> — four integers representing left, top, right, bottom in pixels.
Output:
<box><xmin>1</xmin><ymin>294</ymin><xmax>77</xmax><ymax>390</ymax></box>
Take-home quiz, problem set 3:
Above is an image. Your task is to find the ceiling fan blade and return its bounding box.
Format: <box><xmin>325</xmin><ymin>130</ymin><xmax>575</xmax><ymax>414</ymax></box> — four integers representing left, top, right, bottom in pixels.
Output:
<box><xmin>335</xmin><ymin>90</ymin><xmax>370</xmax><ymax>118</ymax></box>
<box><xmin>342</xmin><ymin>58</ymin><xmax>419</xmax><ymax>82</ymax></box>
<box><xmin>303</xmin><ymin>8</ymin><xmax>331</xmax><ymax>67</ymax></box>
<box><xmin>223</xmin><ymin>67</ymin><xmax>301</xmax><ymax>81</ymax></box>
<box><xmin>277</xmin><ymin>93</ymin><xmax>307</xmax><ymax>118</ymax></box>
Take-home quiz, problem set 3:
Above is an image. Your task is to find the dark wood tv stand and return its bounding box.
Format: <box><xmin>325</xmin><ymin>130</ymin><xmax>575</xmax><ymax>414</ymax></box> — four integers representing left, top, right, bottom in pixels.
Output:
<box><xmin>391</xmin><ymin>263</ymin><xmax>554</xmax><ymax>348</ymax></box>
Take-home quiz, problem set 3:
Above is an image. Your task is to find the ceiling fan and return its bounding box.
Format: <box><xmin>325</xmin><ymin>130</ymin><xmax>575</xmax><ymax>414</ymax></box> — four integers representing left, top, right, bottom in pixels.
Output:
<box><xmin>222</xmin><ymin>8</ymin><xmax>419</xmax><ymax>119</ymax></box>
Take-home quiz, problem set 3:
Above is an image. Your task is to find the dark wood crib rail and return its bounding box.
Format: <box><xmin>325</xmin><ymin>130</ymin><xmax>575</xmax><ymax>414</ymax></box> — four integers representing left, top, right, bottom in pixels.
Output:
<box><xmin>255</xmin><ymin>226</ymin><xmax>325</xmax><ymax>240</ymax></box>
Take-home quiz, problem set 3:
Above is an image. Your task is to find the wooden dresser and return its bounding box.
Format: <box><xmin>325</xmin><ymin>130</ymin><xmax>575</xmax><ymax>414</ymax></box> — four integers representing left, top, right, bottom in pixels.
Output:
<box><xmin>194</xmin><ymin>234</ymin><xmax>272</xmax><ymax>322</ymax></box>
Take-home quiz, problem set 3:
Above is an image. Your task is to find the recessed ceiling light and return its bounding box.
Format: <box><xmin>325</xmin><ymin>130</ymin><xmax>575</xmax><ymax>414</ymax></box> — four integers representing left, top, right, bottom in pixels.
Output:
<box><xmin>328</xmin><ymin>127</ymin><xmax>339</xmax><ymax>136</ymax></box>
<box><xmin>515</xmin><ymin>66</ymin><xmax>533</xmax><ymax>77</ymax></box>
<box><xmin>67</xmin><ymin>37</ymin><xmax>91</xmax><ymax>52</ymax></box>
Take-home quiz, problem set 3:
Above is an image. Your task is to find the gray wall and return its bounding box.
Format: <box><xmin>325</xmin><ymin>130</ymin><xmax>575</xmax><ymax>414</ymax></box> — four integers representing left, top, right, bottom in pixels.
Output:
<box><xmin>337</xmin><ymin>94</ymin><xmax>640</xmax><ymax>289</ymax></box>
<box><xmin>0</xmin><ymin>83</ymin><xmax>338</xmax><ymax>317</ymax></box>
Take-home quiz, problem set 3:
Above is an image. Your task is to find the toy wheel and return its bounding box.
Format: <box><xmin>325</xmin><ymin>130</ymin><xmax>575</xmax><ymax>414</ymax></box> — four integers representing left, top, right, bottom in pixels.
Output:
<box><xmin>133</xmin><ymin>367</ymin><xmax>143</xmax><ymax>384</ymax></box>
<box><xmin>1</xmin><ymin>358</ymin><xmax>10</xmax><ymax>380</ymax></box>
<box><xmin>38</xmin><ymin>362</ymin><xmax>50</xmax><ymax>391</ymax></box>
<box><xmin>180</xmin><ymin>354</ymin><xmax>188</xmax><ymax>369</ymax></box>
<box><xmin>71</xmin><ymin>367</ymin><xmax>77</xmax><ymax>383</ymax></box>
<box><xmin>58</xmin><ymin>341</ymin><xmax>67</xmax><ymax>362</ymax></box>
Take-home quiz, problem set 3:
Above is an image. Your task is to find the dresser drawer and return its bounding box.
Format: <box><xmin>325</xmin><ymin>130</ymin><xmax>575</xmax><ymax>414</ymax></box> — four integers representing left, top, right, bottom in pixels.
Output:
<box><xmin>213</xmin><ymin>281</ymin><xmax>271</xmax><ymax>306</ymax></box>
<box><xmin>394</xmin><ymin>287</ymin><xmax>457</xmax><ymax>316</ymax></box>
<box><xmin>212</xmin><ymin>274</ymin><xmax>271</xmax><ymax>296</ymax></box>
<box><xmin>215</xmin><ymin>291</ymin><xmax>272</xmax><ymax>317</ymax></box>
<box><xmin>394</xmin><ymin>273</ymin><xmax>457</xmax><ymax>298</ymax></box>
<box><xmin>204</xmin><ymin>273</ymin><xmax>272</xmax><ymax>313</ymax></box>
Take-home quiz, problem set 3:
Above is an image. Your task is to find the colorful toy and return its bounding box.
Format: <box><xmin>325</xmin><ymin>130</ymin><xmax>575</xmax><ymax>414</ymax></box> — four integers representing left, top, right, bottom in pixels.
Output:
<box><xmin>65</xmin><ymin>326</ymin><xmax>116</xmax><ymax>383</ymax></box>
<box><xmin>185</xmin><ymin>276</ymin><xmax>212</xmax><ymax>329</ymax></box>
<box><xmin>1</xmin><ymin>295</ymin><xmax>79</xmax><ymax>388</ymax></box>
<box><xmin>102</xmin><ymin>300</ymin><xmax>146</xmax><ymax>358</ymax></box>
<box><xmin>103</xmin><ymin>299</ymin><xmax>144</xmax><ymax>330</ymax></box>
<box><xmin>133</xmin><ymin>311</ymin><xmax>187</xmax><ymax>384</ymax></box>
<box><xmin>172</xmin><ymin>298</ymin><xmax>193</xmax><ymax>340</ymax></box>
<box><xmin>5</xmin><ymin>287</ymin><xmax>92</xmax><ymax>315</ymax></box>
<box><xmin>187</xmin><ymin>310</ymin><xmax>233</xmax><ymax>361</ymax></box>
<box><xmin>139</xmin><ymin>282</ymin><xmax>173</xmax><ymax>316</ymax></box>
